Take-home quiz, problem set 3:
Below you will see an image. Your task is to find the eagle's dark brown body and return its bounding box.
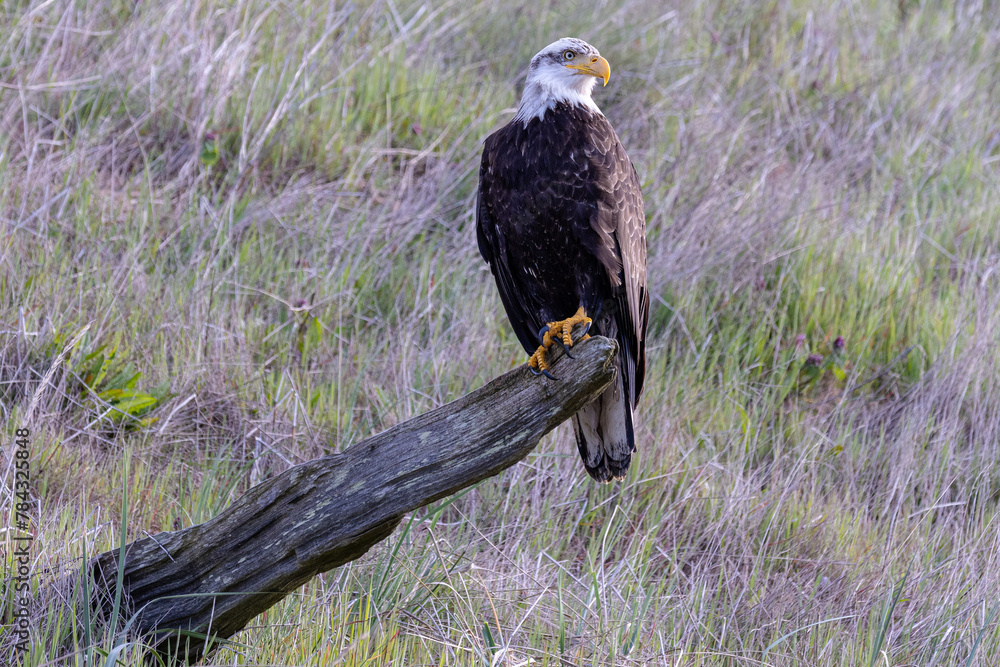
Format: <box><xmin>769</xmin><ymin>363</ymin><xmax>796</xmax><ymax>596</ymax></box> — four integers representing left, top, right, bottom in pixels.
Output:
<box><xmin>477</xmin><ymin>101</ymin><xmax>649</xmax><ymax>482</ymax></box>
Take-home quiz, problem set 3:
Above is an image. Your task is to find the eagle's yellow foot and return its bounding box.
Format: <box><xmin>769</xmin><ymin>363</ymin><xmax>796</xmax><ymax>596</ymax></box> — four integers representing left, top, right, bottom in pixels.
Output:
<box><xmin>528</xmin><ymin>346</ymin><xmax>556</xmax><ymax>379</ymax></box>
<box><xmin>528</xmin><ymin>307</ymin><xmax>593</xmax><ymax>380</ymax></box>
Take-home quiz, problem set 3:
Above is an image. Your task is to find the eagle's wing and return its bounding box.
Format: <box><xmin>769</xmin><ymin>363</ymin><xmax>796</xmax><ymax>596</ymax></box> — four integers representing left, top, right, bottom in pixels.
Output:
<box><xmin>587</xmin><ymin>119</ymin><xmax>649</xmax><ymax>405</ymax></box>
<box><xmin>476</xmin><ymin>134</ymin><xmax>546</xmax><ymax>354</ymax></box>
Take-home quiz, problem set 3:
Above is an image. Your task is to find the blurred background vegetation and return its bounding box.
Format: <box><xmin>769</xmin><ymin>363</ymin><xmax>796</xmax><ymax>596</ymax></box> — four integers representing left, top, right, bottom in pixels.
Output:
<box><xmin>2</xmin><ymin>0</ymin><xmax>999</xmax><ymax>664</ymax></box>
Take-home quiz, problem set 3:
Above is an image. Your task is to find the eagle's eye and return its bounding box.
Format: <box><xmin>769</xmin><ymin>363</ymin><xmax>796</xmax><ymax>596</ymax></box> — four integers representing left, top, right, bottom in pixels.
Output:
<box><xmin>563</xmin><ymin>50</ymin><xmax>575</xmax><ymax>60</ymax></box>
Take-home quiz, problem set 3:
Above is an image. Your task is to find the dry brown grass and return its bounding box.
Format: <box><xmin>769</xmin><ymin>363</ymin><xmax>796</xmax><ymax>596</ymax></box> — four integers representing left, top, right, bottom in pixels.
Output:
<box><xmin>2</xmin><ymin>0</ymin><xmax>1000</xmax><ymax>664</ymax></box>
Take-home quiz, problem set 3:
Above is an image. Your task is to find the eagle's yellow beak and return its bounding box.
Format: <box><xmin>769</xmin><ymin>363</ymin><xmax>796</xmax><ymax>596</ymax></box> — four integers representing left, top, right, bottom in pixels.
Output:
<box><xmin>567</xmin><ymin>55</ymin><xmax>611</xmax><ymax>86</ymax></box>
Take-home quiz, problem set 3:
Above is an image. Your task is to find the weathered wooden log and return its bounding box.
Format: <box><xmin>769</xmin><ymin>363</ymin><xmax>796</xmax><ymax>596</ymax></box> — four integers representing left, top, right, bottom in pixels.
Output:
<box><xmin>91</xmin><ymin>336</ymin><xmax>618</xmax><ymax>663</ymax></box>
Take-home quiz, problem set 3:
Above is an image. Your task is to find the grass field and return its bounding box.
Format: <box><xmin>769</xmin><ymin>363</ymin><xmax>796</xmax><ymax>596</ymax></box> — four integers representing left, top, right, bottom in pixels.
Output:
<box><xmin>3</xmin><ymin>0</ymin><xmax>1000</xmax><ymax>664</ymax></box>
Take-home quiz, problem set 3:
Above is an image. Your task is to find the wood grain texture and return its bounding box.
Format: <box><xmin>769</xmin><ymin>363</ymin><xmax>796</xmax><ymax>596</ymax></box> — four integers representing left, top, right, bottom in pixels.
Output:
<box><xmin>91</xmin><ymin>336</ymin><xmax>619</xmax><ymax>663</ymax></box>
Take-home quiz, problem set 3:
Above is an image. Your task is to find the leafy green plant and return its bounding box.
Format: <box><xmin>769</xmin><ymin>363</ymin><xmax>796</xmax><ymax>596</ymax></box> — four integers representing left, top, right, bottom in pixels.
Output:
<box><xmin>73</xmin><ymin>337</ymin><xmax>171</xmax><ymax>429</ymax></box>
<box><xmin>791</xmin><ymin>334</ymin><xmax>849</xmax><ymax>396</ymax></box>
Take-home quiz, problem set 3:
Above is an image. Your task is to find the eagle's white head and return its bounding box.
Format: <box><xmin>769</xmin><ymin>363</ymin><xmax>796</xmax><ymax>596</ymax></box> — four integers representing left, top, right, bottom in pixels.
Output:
<box><xmin>513</xmin><ymin>38</ymin><xmax>611</xmax><ymax>125</ymax></box>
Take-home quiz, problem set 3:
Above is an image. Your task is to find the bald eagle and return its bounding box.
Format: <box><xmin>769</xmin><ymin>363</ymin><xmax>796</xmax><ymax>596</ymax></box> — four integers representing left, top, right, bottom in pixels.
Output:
<box><xmin>476</xmin><ymin>38</ymin><xmax>649</xmax><ymax>482</ymax></box>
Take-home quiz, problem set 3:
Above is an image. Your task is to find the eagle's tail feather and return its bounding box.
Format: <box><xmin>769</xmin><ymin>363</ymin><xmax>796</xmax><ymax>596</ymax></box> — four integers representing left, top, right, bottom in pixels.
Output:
<box><xmin>573</xmin><ymin>377</ymin><xmax>635</xmax><ymax>483</ymax></box>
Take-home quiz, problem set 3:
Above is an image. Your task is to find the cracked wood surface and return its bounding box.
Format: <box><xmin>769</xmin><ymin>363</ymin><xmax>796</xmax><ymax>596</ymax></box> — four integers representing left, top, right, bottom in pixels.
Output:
<box><xmin>91</xmin><ymin>336</ymin><xmax>618</xmax><ymax>663</ymax></box>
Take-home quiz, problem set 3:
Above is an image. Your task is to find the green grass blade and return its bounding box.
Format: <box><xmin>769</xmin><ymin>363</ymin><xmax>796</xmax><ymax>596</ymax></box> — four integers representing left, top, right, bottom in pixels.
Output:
<box><xmin>870</xmin><ymin>571</ymin><xmax>908</xmax><ymax>667</ymax></box>
<box><xmin>963</xmin><ymin>600</ymin><xmax>1000</xmax><ymax>667</ymax></box>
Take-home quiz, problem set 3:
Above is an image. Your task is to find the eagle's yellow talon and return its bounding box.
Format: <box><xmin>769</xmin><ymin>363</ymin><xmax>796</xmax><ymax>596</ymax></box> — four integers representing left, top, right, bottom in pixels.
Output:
<box><xmin>527</xmin><ymin>306</ymin><xmax>591</xmax><ymax>378</ymax></box>
<box><xmin>528</xmin><ymin>347</ymin><xmax>549</xmax><ymax>371</ymax></box>
<box><xmin>557</xmin><ymin>306</ymin><xmax>592</xmax><ymax>346</ymax></box>
<box><xmin>541</xmin><ymin>328</ymin><xmax>556</xmax><ymax>349</ymax></box>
